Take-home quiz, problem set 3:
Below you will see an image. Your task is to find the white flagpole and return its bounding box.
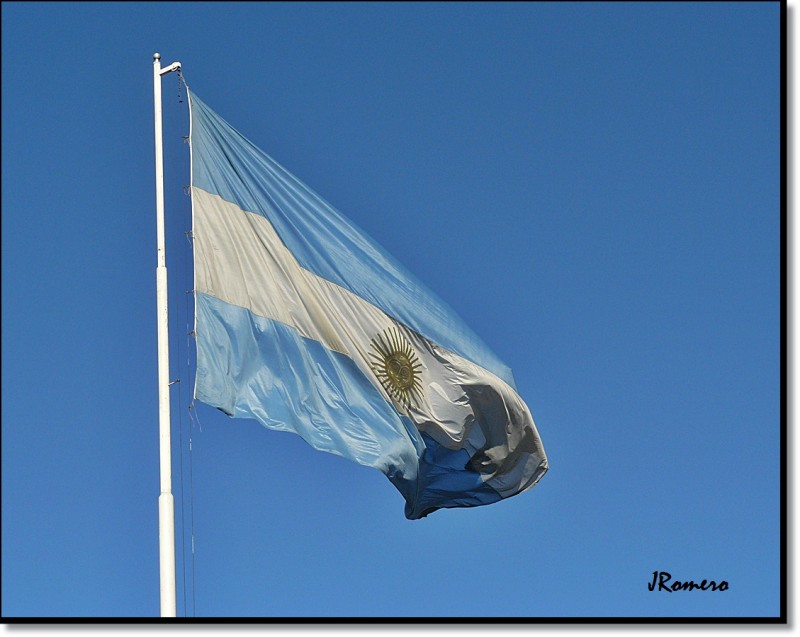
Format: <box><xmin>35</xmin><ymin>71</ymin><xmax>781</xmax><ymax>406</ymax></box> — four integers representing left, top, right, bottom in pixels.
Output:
<box><xmin>152</xmin><ymin>51</ymin><xmax>181</xmax><ymax>618</ymax></box>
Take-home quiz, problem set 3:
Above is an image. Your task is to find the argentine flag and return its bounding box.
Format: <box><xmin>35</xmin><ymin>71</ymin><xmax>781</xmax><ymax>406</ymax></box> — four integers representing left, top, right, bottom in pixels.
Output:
<box><xmin>189</xmin><ymin>91</ymin><xmax>548</xmax><ymax>519</ymax></box>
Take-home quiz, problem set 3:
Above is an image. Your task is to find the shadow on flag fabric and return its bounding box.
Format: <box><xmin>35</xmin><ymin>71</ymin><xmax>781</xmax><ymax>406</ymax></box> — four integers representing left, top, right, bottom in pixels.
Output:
<box><xmin>188</xmin><ymin>91</ymin><xmax>548</xmax><ymax>519</ymax></box>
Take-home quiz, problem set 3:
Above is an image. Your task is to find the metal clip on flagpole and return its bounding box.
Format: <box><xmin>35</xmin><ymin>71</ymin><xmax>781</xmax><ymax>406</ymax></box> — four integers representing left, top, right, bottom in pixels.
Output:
<box><xmin>152</xmin><ymin>51</ymin><xmax>181</xmax><ymax>618</ymax></box>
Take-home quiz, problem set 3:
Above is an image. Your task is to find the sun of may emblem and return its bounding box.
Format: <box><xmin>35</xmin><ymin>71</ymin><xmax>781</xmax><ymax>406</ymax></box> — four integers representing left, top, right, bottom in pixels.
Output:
<box><xmin>369</xmin><ymin>326</ymin><xmax>423</xmax><ymax>409</ymax></box>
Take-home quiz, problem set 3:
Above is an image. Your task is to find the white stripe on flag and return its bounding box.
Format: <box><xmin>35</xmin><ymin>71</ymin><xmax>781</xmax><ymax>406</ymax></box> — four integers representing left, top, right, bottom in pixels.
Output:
<box><xmin>193</xmin><ymin>186</ymin><xmax>545</xmax><ymax>498</ymax></box>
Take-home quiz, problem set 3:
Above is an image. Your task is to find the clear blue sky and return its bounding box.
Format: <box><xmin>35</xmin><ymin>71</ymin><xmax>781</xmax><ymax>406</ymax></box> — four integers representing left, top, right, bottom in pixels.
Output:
<box><xmin>2</xmin><ymin>1</ymin><xmax>781</xmax><ymax>620</ymax></box>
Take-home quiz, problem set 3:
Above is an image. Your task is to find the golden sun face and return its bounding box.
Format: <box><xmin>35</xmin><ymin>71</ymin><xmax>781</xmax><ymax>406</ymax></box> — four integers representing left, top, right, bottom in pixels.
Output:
<box><xmin>369</xmin><ymin>326</ymin><xmax>423</xmax><ymax>410</ymax></box>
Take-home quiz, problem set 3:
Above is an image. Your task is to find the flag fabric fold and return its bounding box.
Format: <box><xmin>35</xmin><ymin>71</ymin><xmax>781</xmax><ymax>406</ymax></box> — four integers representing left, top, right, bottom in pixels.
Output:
<box><xmin>189</xmin><ymin>91</ymin><xmax>547</xmax><ymax>519</ymax></box>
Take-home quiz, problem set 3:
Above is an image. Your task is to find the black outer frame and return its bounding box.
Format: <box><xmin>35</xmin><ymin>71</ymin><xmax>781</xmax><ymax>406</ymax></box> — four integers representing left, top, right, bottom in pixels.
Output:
<box><xmin>0</xmin><ymin>0</ymin><xmax>788</xmax><ymax>625</ymax></box>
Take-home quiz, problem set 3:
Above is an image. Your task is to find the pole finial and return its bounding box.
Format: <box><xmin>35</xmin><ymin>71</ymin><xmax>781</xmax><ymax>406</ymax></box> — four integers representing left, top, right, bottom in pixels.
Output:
<box><xmin>153</xmin><ymin>52</ymin><xmax>161</xmax><ymax>60</ymax></box>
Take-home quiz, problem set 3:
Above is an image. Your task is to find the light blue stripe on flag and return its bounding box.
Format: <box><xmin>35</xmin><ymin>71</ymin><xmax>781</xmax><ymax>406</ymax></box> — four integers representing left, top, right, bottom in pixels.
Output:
<box><xmin>190</xmin><ymin>92</ymin><xmax>515</xmax><ymax>389</ymax></box>
<box><xmin>196</xmin><ymin>292</ymin><xmax>502</xmax><ymax>519</ymax></box>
